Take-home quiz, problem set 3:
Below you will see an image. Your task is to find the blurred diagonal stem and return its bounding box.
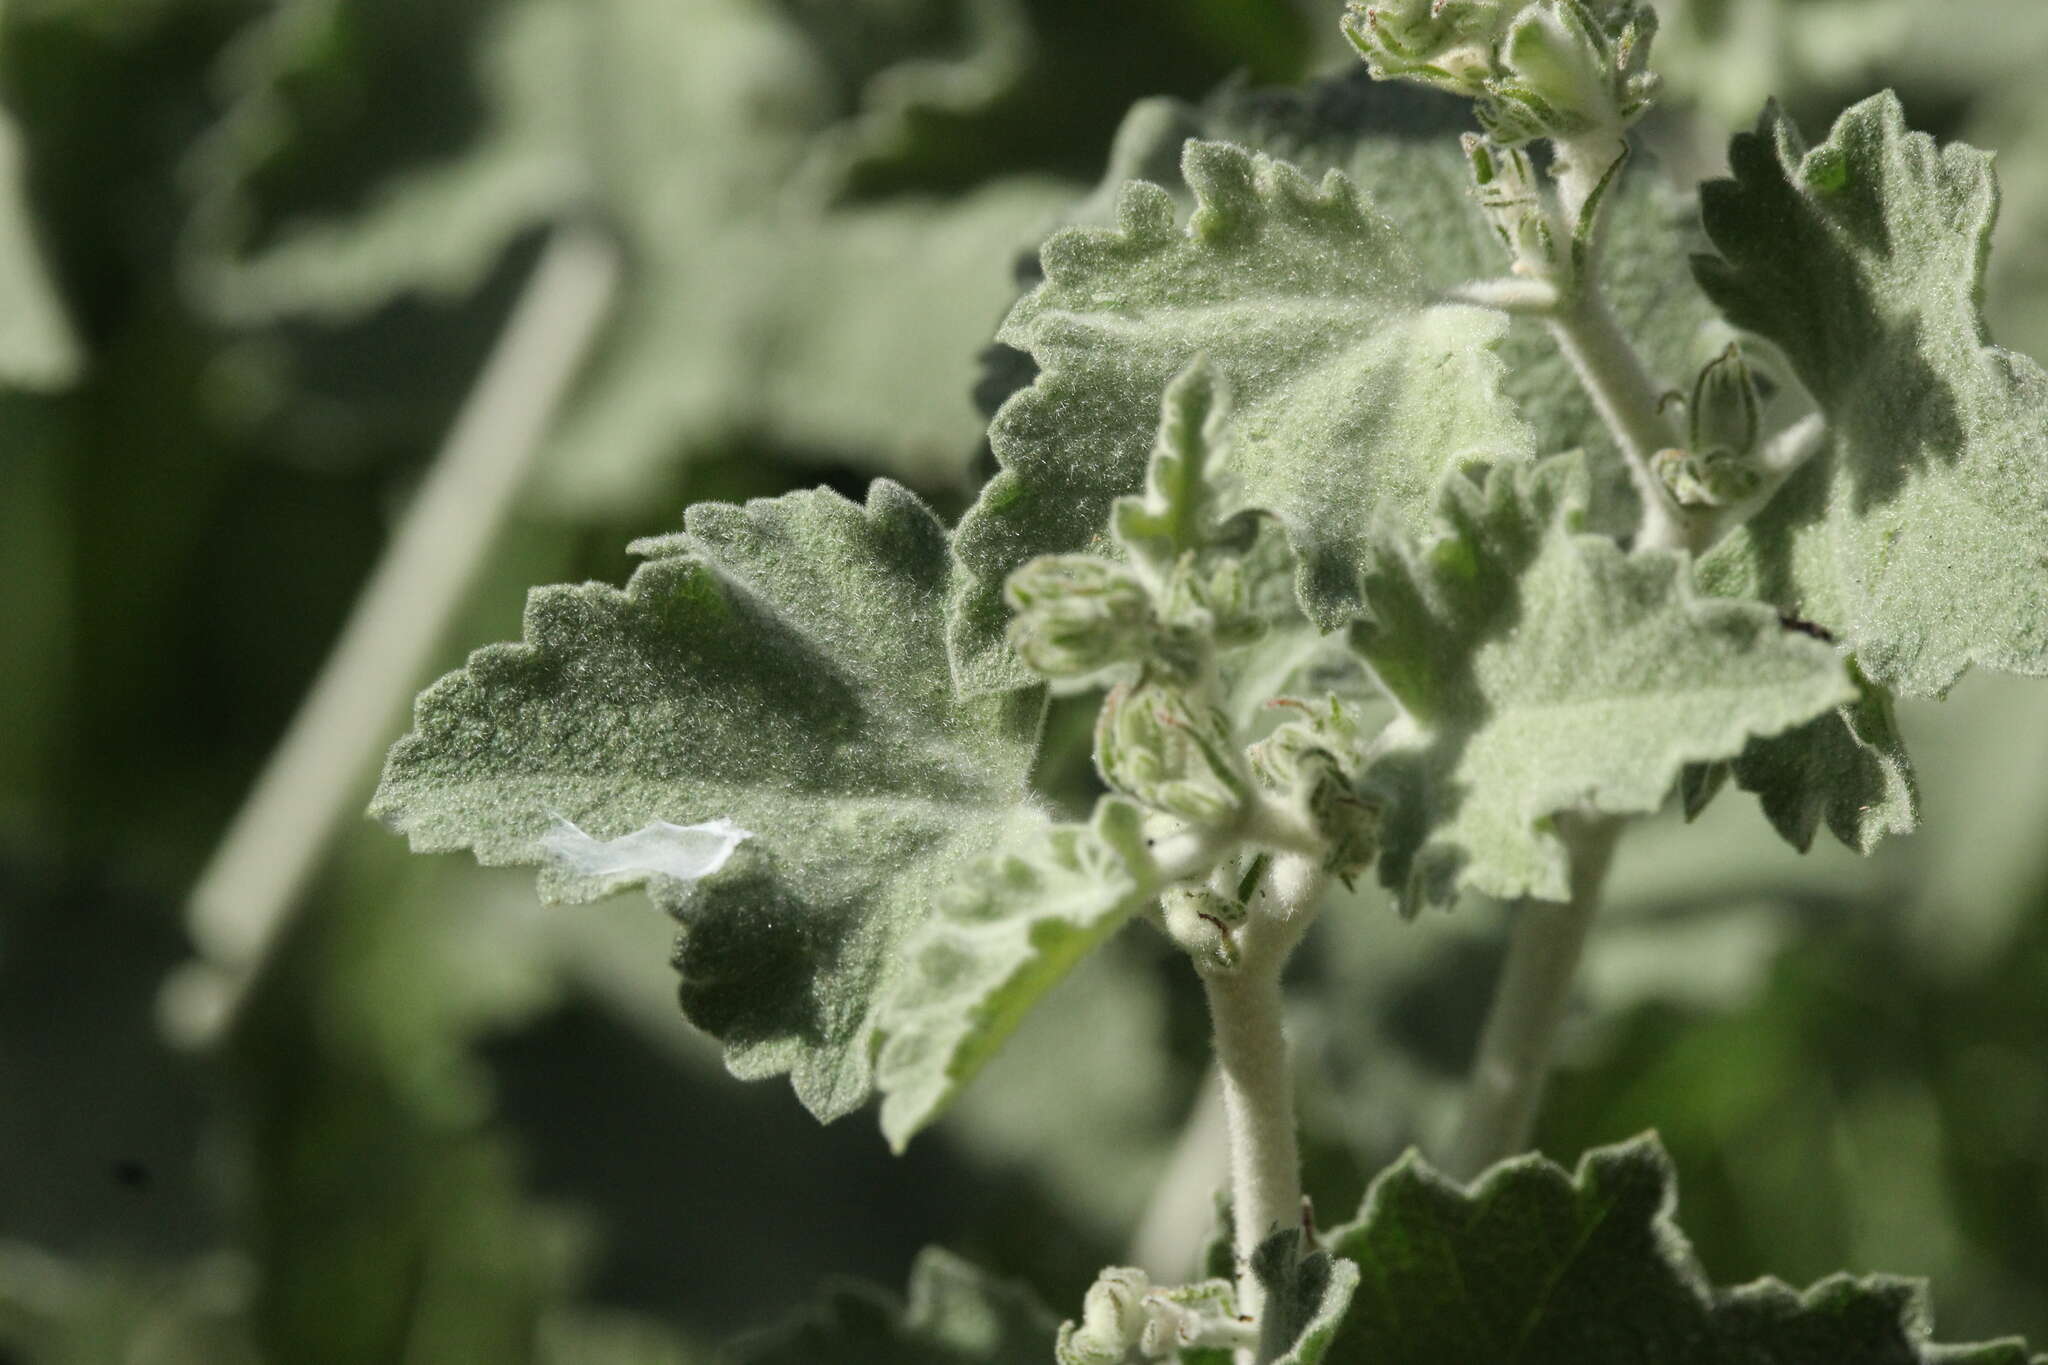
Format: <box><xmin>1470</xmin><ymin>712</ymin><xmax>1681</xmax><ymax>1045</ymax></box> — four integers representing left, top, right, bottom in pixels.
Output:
<box><xmin>1446</xmin><ymin>814</ymin><xmax>1621</xmax><ymax>1180</ymax></box>
<box><xmin>175</xmin><ymin>224</ymin><xmax>621</xmax><ymax>1044</ymax></box>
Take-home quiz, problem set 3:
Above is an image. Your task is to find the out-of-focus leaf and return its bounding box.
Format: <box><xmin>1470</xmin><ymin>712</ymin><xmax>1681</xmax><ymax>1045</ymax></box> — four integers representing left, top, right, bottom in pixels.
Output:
<box><xmin>0</xmin><ymin>1245</ymin><xmax>259</xmax><ymax>1365</ymax></box>
<box><xmin>0</xmin><ymin>104</ymin><xmax>78</xmax><ymax>388</ymax></box>
<box><xmin>723</xmin><ymin>1247</ymin><xmax>1058</xmax><ymax>1364</ymax></box>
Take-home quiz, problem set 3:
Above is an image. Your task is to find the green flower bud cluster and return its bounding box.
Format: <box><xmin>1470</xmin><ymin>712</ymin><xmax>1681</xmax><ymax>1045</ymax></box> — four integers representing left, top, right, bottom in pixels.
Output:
<box><xmin>1653</xmin><ymin>344</ymin><xmax>1767</xmax><ymax>509</ymax></box>
<box><xmin>1249</xmin><ymin>697</ymin><xmax>1382</xmax><ymax>887</ymax></box>
<box><xmin>1096</xmin><ymin>680</ymin><xmax>1248</xmax><ymax>827</ymax></box>
<box><xmin>1005</xmin><ymin>556</ymin><xmax>1157</xmax><ymax>688</ymax></box>
<box><xmin>1055</xmin><ymin>1267</ymin><xmax>1245</xmax><ymax>1364</ymax></box>
<box><xmin>1344</xmin><ymin>0</ymin><xmax>1659</xmax><ymax>145</ymax></box>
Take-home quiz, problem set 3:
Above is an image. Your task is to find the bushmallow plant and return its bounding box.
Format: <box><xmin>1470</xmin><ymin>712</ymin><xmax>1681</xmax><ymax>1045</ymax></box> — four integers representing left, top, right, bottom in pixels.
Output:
<box><xmin>372</xmin><ymin>1</ymin><xmax>2048</xmax><ymax>1359</ymax></box>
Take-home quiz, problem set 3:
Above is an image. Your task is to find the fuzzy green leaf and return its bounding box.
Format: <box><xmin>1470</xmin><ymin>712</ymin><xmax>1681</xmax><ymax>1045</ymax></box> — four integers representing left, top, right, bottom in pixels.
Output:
<box><xmin>1319</xmin><ymin>1135</ymin><xmax>2043</xmax><ymax>1364</ymax></box>
<box><xmin>1695</xmin><ymin>93</ymin><xmax>2048</xmax><ymax>698</ymax></box>
<box><xmin>724</xmin><ymin>1248</ymin><xmax>1058</xmax><ymax>1364</ymax></box>
<box><xmin>1707</xmin><ymin>663</ymin><xmax>1919</xmax><ymax>853</ymax></box>
<box><xmin>373</xmin><ymin>482</ymin><xmax>1048</xmax><ymax>1124</ymax></box>
<box><xmin>873</xmin><ymin>797</ymin><xmax>1165</xmax><ymax>1150</ymax></box>
<box><xmin>949</xmin><ymin>136</ymin><xmax>1531</xmax><ymax>693</ymax></box>
<box><xmin>1352</xmin><ymin>459</ymin><xmax>1853</xmax><ymax>911</ymax></box>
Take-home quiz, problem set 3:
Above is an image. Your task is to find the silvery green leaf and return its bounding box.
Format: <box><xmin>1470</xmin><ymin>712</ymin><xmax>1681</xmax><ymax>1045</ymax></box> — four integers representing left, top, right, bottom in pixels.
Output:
<box><xmin>373</xmin><ymin>482</ymin><xmax>1049</xmax><ymax>1124</ymax></box>
<box><xmin>1316</xmin><ymin>1135</ymin><xmax>2043</xmax><ymax>1364</ymax></box>
<box><xmin>1251</xmin><ymin>1231</ymin><xmax>1359</xmax><ymax>1365</ymax></box>
<box><xmin>724</xmin><ymin>1248</ymin><xmax>1057</xmax><ymax>1364</ymax></box>
<box><xmin>949</xmin><ymin>134</ymin><xmax>1531</xmax><ymax>694</ymax></box>
<box><xmin>1352</xmin><ymin>458</ymin><xmax>1852</xmax><ymax>912</ymax></box>
<box><xmin>1695</xmin><ymin>93</ymin><xmax>2048</xmax><ymax>699</ymax></box>
<box><xmin>872</xmin><ymin>797</ymin><xmax>1168</xmax><ymax>1150</ymax></box>
<box><xmin>1719</xmin><ymin>664</ymin><xmax>1918</xmax><ymax>854</ymax></box>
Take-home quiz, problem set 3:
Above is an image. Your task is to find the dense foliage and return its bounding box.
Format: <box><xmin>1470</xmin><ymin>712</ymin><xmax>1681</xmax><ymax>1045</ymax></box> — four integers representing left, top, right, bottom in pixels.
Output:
<box><xmin>5</xmin><ymin>1</ymin><xmax>2048</xmax><ymax>1360</ymax></box>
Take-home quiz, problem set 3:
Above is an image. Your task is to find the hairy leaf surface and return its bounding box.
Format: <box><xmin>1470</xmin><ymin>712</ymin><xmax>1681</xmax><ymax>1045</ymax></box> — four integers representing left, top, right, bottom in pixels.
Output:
<box><xmin>950</xmin><ymin>135</ymin><xmax>1531</xmax><ymax>693</ymax></box>
<box><xmin>1353</xmin><ymin>459</ymin><xmax>1852</xmax><ymax>911</ymax></box>
<box><xmin>1696</xmin><ymin>93</ymin><xmax>2048</xmax><ymax>698</ymax></box>
<box><xmin>1320</xmin><ymin>1136</ymin><xmax>2043</xmax><ymax>1363</ymax></box>
<box><xmin>374</xmin><ymin>483</ymin><xmax>1050</xmax><ymax>1123</ymax></box>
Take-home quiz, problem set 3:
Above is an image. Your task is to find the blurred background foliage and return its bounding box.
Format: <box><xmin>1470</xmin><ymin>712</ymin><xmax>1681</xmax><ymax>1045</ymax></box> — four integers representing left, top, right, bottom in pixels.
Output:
<box><xmin>1</xmin><ymin>0</ymin><xmax>2044</xmax><ymax>1359</ymax></box>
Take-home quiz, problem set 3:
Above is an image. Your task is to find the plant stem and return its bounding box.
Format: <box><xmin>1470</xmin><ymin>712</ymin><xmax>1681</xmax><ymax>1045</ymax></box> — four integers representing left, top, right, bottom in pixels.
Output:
<box><xmin>172</xmin><ymin>226</ymin><xmax>620</xmax><ymax>1044</ymax></box>
<box><xmin>1541</xmin><ymin>133</ymin><xmax>1691</xmax><ymax>554</ymax></box>
<box><xmin>1445</xmin><ymin>815</ymin><xmax>1621</xmax><ymax>1180</ymax></box>
<box><xmin>1543</xmin><ymin>290</ymin><xmax>1688</xmax><ymax>552</ymax></box>
<box><xmin>1200</xmin><ymin>856</ymin><xmax>1322</xmax><ymax>1365</ymax></box>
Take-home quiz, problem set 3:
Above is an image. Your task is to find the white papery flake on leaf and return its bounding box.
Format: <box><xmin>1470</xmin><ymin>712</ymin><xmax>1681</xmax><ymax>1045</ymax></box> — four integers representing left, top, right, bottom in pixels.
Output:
<box><xmin>539</xmin><ymin>816</ymin><xmax>751</xmax><ymax>893</ymax></box>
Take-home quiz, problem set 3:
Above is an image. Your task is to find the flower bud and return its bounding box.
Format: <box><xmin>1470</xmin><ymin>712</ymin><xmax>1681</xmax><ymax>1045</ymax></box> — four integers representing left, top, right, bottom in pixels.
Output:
<box><xmin>1005</xmin><ymin>555</ymin><xmax>1154</xmax><ymax>683</ymax></box>
<box><xmin>1096</xmin><ymin>681</ymin><xmax>1246</xmax><ymax>827</ymax></box>
<box><xmin>1248</xmin><ymin>698</ymin><xmax>1381</xmax><ymax>886</ymax></box>
<box><xmin>1463</xmin><ymin>133</ymin><xmax>1557</xmax><ymax>268</ymax></box>
<box><xmin>1342</xmin><ymin>0</ymin><xmax>1517</xmax><ymax>99</ymax></box>
<box><xmin>1687</xmin><ymin>343</ymin><xmax>1763</xmax><ymax>462</ymax></box>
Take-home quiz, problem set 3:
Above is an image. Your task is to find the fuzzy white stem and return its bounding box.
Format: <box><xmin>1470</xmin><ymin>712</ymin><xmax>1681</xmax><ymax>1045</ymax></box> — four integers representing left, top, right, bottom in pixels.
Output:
<box><xmin>1446</xmin><ymin>276</ymin><xmax>1562</xmax><ymax>315</ymax></box>
<box><xmin>1201</xmin><ymin>857</ymin><xmax>1322</xmax><ymax>1365</ymax></box>
<box><xmin>1544</xmin><ymin>291</ymin><xmax>1688</xmax><ymax>552</ymax></box>
<box><xmin>1446</xmin><ymin>816</ymin><xmax>1620</xmax><ymax>1179</ymax></box>
<box><xmin>1698</xmin><ymin>412</ymin><xmax>1828</xmax><ymax>549</ymax></box>
<box><xmin>172</xmin><ymin>227</ymin><xmax>620</xmax><ymax>1044</ymax></box>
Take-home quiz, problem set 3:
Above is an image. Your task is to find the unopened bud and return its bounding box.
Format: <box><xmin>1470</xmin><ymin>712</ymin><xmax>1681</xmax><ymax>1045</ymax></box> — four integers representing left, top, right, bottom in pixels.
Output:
<box><xmin>1096</xmin><ymin>681</ymin><xmax>1246</xmax><ymax>827</ymax></box>
<box><xmin>1688</xmin><ymin>343</ymin><xmax>1763</xmax><ymax>461</ymax></box>
<box><xmin>1341</xmin><ymin>0</ymin><xmax>1516</xmax><ymax>99</ymax></box>
<box><xmin>1463</xmin><ymin>133</ymin><xmax>1556</xmax><ymax>268</ymax></box>
<box><xmin>1249</xmin><ymin>697</ymin><xmax>1381</xmax><ymax>886</ymax></box>
<box><xmin>1005</xmin><ymin>555</ymin><xmax>1153</xmax><ymax>683</ymax></box>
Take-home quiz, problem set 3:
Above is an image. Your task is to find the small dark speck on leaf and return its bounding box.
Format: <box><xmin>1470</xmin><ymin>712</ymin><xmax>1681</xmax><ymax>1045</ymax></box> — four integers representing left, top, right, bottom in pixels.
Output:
<box><xmin>112</xmin><ymin>1159</ymin><xmax>152</xmax><ymax>1191</ymax></box>
<box><xmin>1778</xmin><ymin>613</ymin><xmax>1837</xmax><ymax>643</ymax></box>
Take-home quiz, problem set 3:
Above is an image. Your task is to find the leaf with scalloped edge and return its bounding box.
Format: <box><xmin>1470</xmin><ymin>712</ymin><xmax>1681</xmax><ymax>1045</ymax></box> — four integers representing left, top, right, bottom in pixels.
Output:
<box><xmin>874</xmin><ymin>796</ymin><xmax>1174</xmax><ymax>1151</ymax></box>
<box><xmin>372</xmin><ymin>481</ymin><xmax>1050</xmax><ymax>1124</ymax></box>
<box><xmin>948</xmin><ymin>136</ymin><xmax>1531</xmax><ymax>694</ymax></box>
<box><xmin>1695</xmin><ymin>92</ymin><xmax>2048</xmax><ymax>699</ymax></box>
<box><xmin>1317</xmin><ymin>1134</ymin><xmax>2043</xmax><ymax>1364</ymax></box>
<box><xmin>1690</xmin><ymin>662</ymin><xmax>1918</xmax><ymax>854</ymax></box>
<box><xmin>723</xmin><ymin>1247</ymin><xmax>1058</xmax><ymax>1364</ymax></box>
<box><xmin>1352</xmin><ymin>457</ymin><xmax>1853</xmax><ymax>912</ymax></box>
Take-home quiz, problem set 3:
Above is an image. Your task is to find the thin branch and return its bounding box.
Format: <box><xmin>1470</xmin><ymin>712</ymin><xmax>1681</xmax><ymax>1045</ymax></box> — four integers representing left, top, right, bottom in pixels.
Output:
<box><xmin>171</xmin><ymin>225</ymin><xmax>622</xmax><ymax>1045</ymax></box>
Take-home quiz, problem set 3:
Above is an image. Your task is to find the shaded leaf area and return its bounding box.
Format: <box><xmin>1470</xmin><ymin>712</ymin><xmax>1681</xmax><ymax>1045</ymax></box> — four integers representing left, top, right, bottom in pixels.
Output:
<box><xmin>375</xmin><ymin>482</ymin><xmax>1049</xmax><ymax>1123</ymax></box>
<box><xmin>874</xmin><ymin>797</ymin><xmax>1166</xmax><ymax>1150</ymax></box>
<box><xmin>973</xmin><ymin>69</ymin><xmax>1722</xmax><ymax>545</ymax></box>
<box><xmin>1686</xmin><ymin>661</ymin><xmax>1918</xmax><ymax>854</ymax></box>
<box><xmin>949</xmin><ymin>133</ymin><xmax>1530</xmax><ymax>693</ymax></box>
<box><xmin>1322</xmin><ymin>1136</ymin><xmax>2043</xmax><ymax>1364</ymax></box>
<box><xmin>724</xmin><ymin>1248</ymin><xmax>1058</xmax><ymax>1364</ymax></box>
<box><xmin>177</xmin><ymin>0</ymin><xmax>1315</xmax><ymax>514</ymax></box>
<box><xmin>1695</xmin><ymin>93</ymin><xmax>2048</xmax><ymax>699</ymax></box>
<box><xmin>1351</xmin><ymin>457</ymin><xmax>1850</xmax><ymax>912</ymax></box>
